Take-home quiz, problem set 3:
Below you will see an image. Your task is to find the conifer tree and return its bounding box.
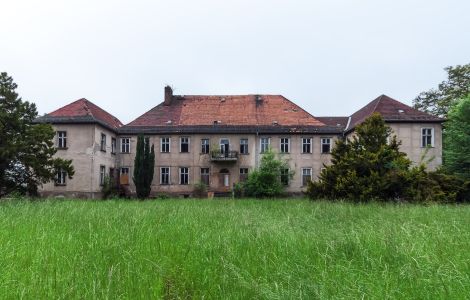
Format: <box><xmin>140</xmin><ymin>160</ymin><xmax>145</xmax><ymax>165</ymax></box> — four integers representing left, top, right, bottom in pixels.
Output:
<box><xmin>133</xmin><ymin>134</ymin><xmax>155</xmax><ymax>198</ymax></box>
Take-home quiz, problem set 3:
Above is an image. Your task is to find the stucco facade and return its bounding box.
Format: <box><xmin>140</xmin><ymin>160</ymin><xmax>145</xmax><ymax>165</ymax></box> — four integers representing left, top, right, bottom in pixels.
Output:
<box><xmin>35</xmin><ymin>90</ymin><xmax>444</xmax><ymax>198</ymax></box>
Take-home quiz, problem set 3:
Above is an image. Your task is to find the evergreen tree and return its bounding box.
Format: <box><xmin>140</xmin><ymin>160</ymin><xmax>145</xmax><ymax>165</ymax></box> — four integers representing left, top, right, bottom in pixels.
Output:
<box><xmin>308</xmin><ymin>113</ymin><xmax>411</xmax><ymax>201</ymax></box>
<box><xmin>444</xmin><ymin>94</ymin><xmax>470</xmax><ymax>180</ymax></box>
<box><xmin>0</xmin><ymin>72</ymin><xmax>74</xmax><ymax>197</ymax></box>
<box><xmin>133</xmin><ymin>134</ymin><xmax>155</xmax><ymax>199</ymax></box>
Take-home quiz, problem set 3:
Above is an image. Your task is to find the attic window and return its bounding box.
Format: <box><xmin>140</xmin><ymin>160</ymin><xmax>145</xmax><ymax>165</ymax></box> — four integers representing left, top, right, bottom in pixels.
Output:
<box><xmin>220</xmin><ymin>97</ymin><xmax>226</xmax><ymax>102</ymax></box>
<box><xmin>166</xmin><ymin>120</ymin><xmax>172</xmax><ymax>124</ymax></box>
<box><xmin>213</xmin><ymin>120</ymin><xmax>221</xmax><ymax>125</ymax></box>
<box><xmin>272</xmin><ymin>121</ymin><xmax>278</xmax><ymax>125</ymax></box>
<box><xmin>398</xmin><ymin>109</ymin><xmax>405</xmax><ymax>113</ymax></box>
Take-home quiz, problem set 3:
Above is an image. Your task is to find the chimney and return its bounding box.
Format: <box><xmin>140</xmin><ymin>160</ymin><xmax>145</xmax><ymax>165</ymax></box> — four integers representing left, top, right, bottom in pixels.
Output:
<box><xmin>164</xmin><ymin>85</ymin><xmax>173</xmax><ymax>106</ymax></box>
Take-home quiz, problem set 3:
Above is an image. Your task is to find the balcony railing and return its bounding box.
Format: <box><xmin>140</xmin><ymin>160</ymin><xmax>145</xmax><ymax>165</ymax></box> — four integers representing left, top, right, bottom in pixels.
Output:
<box><xmin>210</xmin><ymin>150</ymin><xmax>238</xmax><ymax>162</ymax></box>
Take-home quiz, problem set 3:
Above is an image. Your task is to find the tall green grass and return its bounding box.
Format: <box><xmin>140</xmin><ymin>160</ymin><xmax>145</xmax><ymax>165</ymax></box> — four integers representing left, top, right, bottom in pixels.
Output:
<box><xmin>0</xmin><ymin>199</ymin><xmax>469</xmax><ymax>299</ymax></box>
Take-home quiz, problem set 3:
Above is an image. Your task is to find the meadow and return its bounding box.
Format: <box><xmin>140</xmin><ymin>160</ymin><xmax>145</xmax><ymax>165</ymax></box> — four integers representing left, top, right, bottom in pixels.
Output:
<box><xmin>0</xmin><ymin>198</ymin><xmax>469</xmax><ymax>299</ymax></box>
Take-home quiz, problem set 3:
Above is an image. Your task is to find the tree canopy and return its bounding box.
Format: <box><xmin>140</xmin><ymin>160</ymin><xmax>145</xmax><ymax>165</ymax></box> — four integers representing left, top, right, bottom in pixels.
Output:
<box><xmin>413</xmin><ymin>64</ymin><xmax>470</xmax><ymax>118</ymax></box>
<box><xmin>443</xmin><ymin>94</ymin><xmax>470</xmax><ymax>180</ymax></box>
<box><xmin>0</xmin><ymin>72</ymin><xmax>74</xmax><ymax>197</ymax></box>
<box><xmin>308</xmin><ymin>113</ymin><xmax>412</xmax><ymax>201</ymax></box>
<box><xmin>132</xmin><ymin>134</ymin><xmax>155</xmax><ymax>199</ymax></box>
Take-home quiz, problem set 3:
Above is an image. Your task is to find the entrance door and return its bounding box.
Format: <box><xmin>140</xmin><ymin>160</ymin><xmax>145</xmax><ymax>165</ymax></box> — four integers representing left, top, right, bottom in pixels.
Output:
<box><xmin>220</xmin><ymin>139</ymin><xmax>230</xmax><ymax>157</ymax></box>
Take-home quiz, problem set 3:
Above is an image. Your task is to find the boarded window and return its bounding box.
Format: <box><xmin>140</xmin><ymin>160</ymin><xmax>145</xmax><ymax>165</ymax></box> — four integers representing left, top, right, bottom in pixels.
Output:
<box><xmin>201</xmin><ymin>168</ymin><xmax>210</xmax><ymax>186</ymax></box>
<box><xmin>240</xmin><ymin>168</ymin><xmax>249</xmax><ymax>182</ymax></box>
<box><xmin>120</xmin><ymin>167</ymin><xmax>130</xmax><ymax>185</ymax></box>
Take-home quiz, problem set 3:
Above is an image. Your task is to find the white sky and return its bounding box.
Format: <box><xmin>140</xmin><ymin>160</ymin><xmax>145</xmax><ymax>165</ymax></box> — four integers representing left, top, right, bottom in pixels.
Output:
<box><xmin>1</xmin><ymin>0</ymin><xmax>469</xmax><ymax>124</ymax></box>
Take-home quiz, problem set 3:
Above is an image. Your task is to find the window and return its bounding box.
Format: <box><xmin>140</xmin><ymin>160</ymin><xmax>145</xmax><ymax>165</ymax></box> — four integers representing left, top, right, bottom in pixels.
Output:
<box><xmin>160</xmin><ymin>167</ymin><xmax>170</xmax><ymax>185</ymax></box>
<box><xmin>180</xmin><ymin>137</ymin><xmax>190</xmax><ymax>153</ymax></box>
<box><xmin>121</xmin><ymin>167</ymin><xmax>130</xmax><ymax>175</ymax></box>
<box><xmin>57</xmin><ymin>131</ymin><xmax>67</xmax><ymax>148</ymax></box>
<box><xmin>240</xmin><ymin>139</ymin><xmax>249</xmax><ymax>154</ymax></box>
<box><xmin>111</xmin><ymin>138</ymin><xmax>116</xmax><ymax>154</ymax></box>
<box><xmin>260</xmin><ymin>137</ymin><xmax>270</xmax><ymax>153</ymax></box>
<box><xmin>281</xmin><ymin>168</ymin><xmax>290</xmax><ymax>186</ymax></box>
<box><xmin>240</xmin><ymin>168</ymin><xmax>249</xmax><ymax>182</ymax></box>
<box><xmin>99</xmin><ymin>165</ymin><xmax>106</xmax><ymax>186</ymax></box>
<box><xmin>109</xmin><ymin>167</ymin><xmax>115</xmax><ymax>180</ymax></box>
<box><xmin>161</xmin><ymin>137</ymin><xmax>170</xmax><ymax>153</ymax></box>
<box><xmin>280</xmin><ymin>138</ymin><xmax>290</xmax><ymax>153</ymax></box>
<box><xmin>201</xmin><ymin>139</ymin><xmax>210</xmax><ymax>154</ymax></box>
<box><xmin>302</xmin><ymin>137</ymin><xmax>312</xmax><ymax>153</ymax></box>
<box><xmin>100</xmin><ymin>133</ymin><xmax>106</xmax><ymax>152</ymax></box>
<box><xmin>201</xmin><ymin>168</ymin><xmax>210</xmax><ymax>186</ymax></box>
<box><xmin>55</xmin><ymin>168</ymin><xmax>67</xmax><ymax>185</ymax></box>
<box><xmin>179</xmin><ymin>167</ymin><xmax>189</xmax><ymax>185</ymax></box>
<box><xmin>121</xmin><ymin>137</ymin><xmax>130</xmax><ymax>153</ymax></box>
<box><xmin>321</xmin><ymin>138</ymin><xmax>331</xmax><ymax>153</ymax></box>
<box><xmin>421</xmin><ymin>128</ymin><xmax>434</xmax><ymax>147</ymax></box>
<box><xmin>302</xmin><ymin>168</ymin><xmax>312</xmax><ymax>186</ymax></box>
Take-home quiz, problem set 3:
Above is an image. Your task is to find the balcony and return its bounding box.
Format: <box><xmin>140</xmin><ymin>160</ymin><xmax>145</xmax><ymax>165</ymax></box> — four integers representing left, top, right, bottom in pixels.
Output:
<box><xmin>210</xmin><ymin>150</ymin><xmax>238</xmax><ymax>162</ymax></box>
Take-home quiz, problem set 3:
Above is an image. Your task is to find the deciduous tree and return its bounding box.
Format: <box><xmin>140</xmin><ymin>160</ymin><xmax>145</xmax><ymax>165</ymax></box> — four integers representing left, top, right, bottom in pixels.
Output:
<box><xmin>0</xmin><ymin>72</ymin><xmax>74</xmax><ymax>197</ymax></box>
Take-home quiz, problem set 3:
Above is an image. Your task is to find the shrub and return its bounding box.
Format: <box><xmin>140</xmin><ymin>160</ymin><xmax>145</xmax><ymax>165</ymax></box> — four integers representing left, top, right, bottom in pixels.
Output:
<box><xmin>243</xmin><ymin>149</ymin><xmax>293</xmax><ymax>198</ymax></box>
<box><xmin>193</xmin><ymin>181</ymin><xmax>207</xmax><ymax>198</ymax></box>
<box><xmin>101</xmin><ymin>175</ymin><xmax>118</xmax><ymax>199</ymax></box>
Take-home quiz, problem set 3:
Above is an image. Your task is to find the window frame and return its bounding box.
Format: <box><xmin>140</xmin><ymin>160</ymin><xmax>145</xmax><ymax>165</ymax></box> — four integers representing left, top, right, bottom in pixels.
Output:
<box><xmin>421</xmin><ymin>127</ymin><xmax>434</xmax><ymax>148</ymax></box>
<box><xmin>260</xmin><ymin>137</ymin><xmax>271</xmax><ymax>153</ymax></box>
<box><xmin>160</xmin><ymin>167</ymin><xmax>170</xmax><ymax>185</ymax></box>
<box><xmin>201</xmin><ymin>139</ymin><xmax>210</xmax><ymax>154</ymax></box>
<box><xmin>111</xmin><ymin>137</ymin><xmax>116</xmax><ymax>154</ymax></box>
<box><xmin>57</xmin><ymin>131</ymin><xmax>67</xmax><ymax>149</ymax></box>
<box><xmin>180</xmin><ymin>137</ymin><xmax>190</xmax><ymax>153</ymax></box>
<box><xmin>120</xmin><ymin>137</ymin><xmax>130</xmax><ymax>153</ymax></box>
<box><xmin>302</xmin><ymin>137</ymin><xmax>312</xmax><ymax>154</ymax></box>
<box><xmin>55</xmin><ymin>168</ymin><xmax>67</xmax><ymax>186</ymax></box>
<box><xmin>280</xmin><ymin>168</ymin><xmax>290</xmax><ymax>186</ymax></box>
<box><xmin>321</xmin><ymin>137</ymin><xmax>332</xmax><ymax>154</ymax></box>
<box><xmin>240</xmin><ymin>138</ymin><xmax>249</xmax><ymax>155</ymax></box>
<box><xmin>280</xmin><ymin>138</ymin><xmax>290</xmax><ymax>153</ymax></box>
<box><xmin>239</xmin><ymin>167</ymin><xmax>249</xmax><ymax>182</ymax></box>
<box><xmin>301</xmin><ymin>167</ymin><xmax>312</xmax><ymax>187</ymax></box>
<box><xmin>99</xmin><ymin>165</ymin><xmax>106</xmax><ymax>186</ymax></box>
<box><xmin>160</xmin><ymin>137</ymin><xmax>170</xmax><ymax>153</ymax></box>
<box><xmin>100</xmin><ymin>133</ymin><xmax>107</xmax><ymax>152</ymax></box>
<box><xmin>179</xmin><ymin>167</ymin><xmax>189</xmax><ymax>185</ymax></box>
<box><xmin>200</xmin><ymin>167</ymin><xmax>210</xmax><ymax>186</ymax></box>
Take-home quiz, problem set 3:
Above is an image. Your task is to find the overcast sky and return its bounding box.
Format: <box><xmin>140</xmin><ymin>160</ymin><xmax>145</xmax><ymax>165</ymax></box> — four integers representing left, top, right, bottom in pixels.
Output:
<box><xmin>1</xmin><ymin>0</ymin><xmax>469</xmax><ymax>124</ymax></box>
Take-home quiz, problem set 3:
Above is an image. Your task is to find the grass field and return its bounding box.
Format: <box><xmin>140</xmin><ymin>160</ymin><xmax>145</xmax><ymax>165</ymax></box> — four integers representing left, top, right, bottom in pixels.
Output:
<box><xmin>0</xmin><ymin>199</ymin><xmax>469</xmax><ymax>299</ymax></box>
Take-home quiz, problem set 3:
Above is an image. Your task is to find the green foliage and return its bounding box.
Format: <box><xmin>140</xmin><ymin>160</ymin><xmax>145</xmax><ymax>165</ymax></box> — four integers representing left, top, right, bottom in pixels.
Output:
<box><xmin>413</xmin><ymin>64</ymin><xmax>470</xmax><ymax>118</ymax></box>
<box><xmin>193</xmin><ymin>181</ymin><xmax>207</xmax><ymax>198</ymax></box>
<box><xmin>308</xmin><ymin>113</ymin><xmax>470</xmax><ymax>203</ymax></box>
<box><xmin>232</xmin><ymin>182</ymin><xmax>244</xmax><ymax>198</ymax></box>
<box><xmin>308</xmin><ymin>113</ymin><xmax>411</xmax><ymax>202</ymax></box>
<box><xmin>101</xmin><ymin>175</ymin><xmax>118</xmax><ymax>199</ymax></box>
<box><xmin>0</xmin><ymin>72</ymin><xmax>74</xmax><ymax>197</ymax></box>
<box><xmin>443</xmin><ymin>94</ymin><xmax>470</xmax><ymax>180</ymax></box>
<box><xmin>132</xmin><ymin>134</ymin><xmax>155</xmax><ymax>199</ymax></box>
<box><xmin>243</xmin><ymin>148</ymin><xmax>293</xmax><ymax>198</ymax></box>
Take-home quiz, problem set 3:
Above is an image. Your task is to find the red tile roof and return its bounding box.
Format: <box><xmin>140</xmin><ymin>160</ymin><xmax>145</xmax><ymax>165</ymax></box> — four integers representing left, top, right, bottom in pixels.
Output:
<box><xmin>346</xmin><ymin>94</ymin><xmax>443</xmax><ymax>131</ymax></box>
<box><xmin>46</xmin><ymin>98</ymin><xmax>123</xmax><ymax>130</ymax></box>
<box><xmin>126</xmin><ymin>95</ymin><xmax>325</xmax><ymax>127</ymax></box>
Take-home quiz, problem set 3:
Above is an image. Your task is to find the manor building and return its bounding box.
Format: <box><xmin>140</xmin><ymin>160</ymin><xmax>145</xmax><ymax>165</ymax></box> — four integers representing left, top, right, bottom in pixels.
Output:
<box><xmin>36</xmin><ymin>86</ymin><xmax>443</xmax><ymax>198</ymax></box>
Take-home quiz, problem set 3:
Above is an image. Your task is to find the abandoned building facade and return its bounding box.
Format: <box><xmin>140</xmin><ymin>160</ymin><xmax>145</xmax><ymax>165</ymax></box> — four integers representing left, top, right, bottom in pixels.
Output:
<box><xmin>35</xmin><ymin>86</ymin><xmax>444</xmax><ymax>198</ymax></box>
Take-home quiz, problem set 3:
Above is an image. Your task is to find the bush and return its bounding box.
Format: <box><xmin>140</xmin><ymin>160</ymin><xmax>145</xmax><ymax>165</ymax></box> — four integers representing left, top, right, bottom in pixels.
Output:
<box><xmin>193</xmin><ymin>181</ymin><xmax>207</xmax><ymax>198</ymax></box>
<box><xmin>243</xmin><ymin>149</ymin><xmax>293</xmax><ymax>198</ymax></box>
<box><xmin>101</xmin><ymin>175</ymin><xmax>118</xmax><ymax>199</ymax></box>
